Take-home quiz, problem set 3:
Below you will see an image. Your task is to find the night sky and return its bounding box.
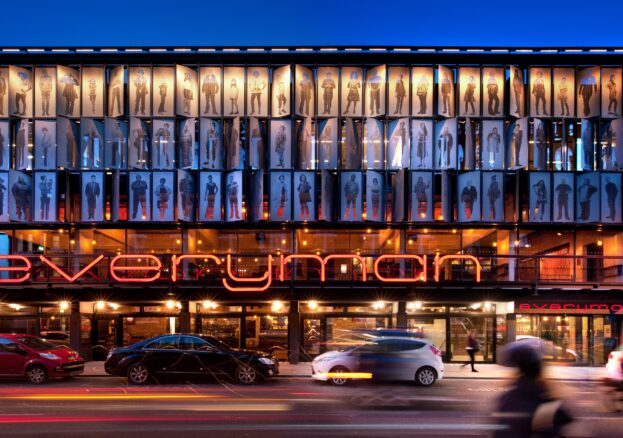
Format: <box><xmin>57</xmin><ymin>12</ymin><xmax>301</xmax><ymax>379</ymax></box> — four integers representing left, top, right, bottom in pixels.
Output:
<box><xmin>3</xmin><ymin>0</ymin><xmax>623</xmax><ymax>48</ymax></box>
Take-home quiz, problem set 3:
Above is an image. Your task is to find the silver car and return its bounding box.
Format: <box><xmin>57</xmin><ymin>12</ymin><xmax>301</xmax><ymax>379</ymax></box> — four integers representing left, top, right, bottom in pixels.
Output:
<box><xmin>312</xmin><ymin>337</ymin><xmax>444</xmax><ymax>386</ymax></box>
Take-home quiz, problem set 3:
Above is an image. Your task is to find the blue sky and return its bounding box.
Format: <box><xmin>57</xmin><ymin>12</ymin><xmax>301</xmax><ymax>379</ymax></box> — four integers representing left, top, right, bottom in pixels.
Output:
<box><xmin>3</xmin><ymin>0</ymin><xmax>623</xmax><ymax>48</ymax></box>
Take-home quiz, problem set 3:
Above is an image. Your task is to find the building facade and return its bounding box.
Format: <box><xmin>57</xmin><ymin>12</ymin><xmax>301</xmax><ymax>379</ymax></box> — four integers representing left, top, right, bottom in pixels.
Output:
<box><xmin>0</xmin><ymin>47</ymin><xmax>622</xmax><ymax>365</ymax></box>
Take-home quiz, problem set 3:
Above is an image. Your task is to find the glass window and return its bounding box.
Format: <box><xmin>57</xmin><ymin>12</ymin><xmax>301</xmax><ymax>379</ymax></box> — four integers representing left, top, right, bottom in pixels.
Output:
<box><xmin>325</xmin><ymin>316</ymin><xmax>388</xmax><ymax>351</ymax></box>
<box><xmin>245</xmin><ymin>315</ymin><xmax>287</xmax><ymax>360</ymax></box>
<box><xmin>200</xmin><ymin>318</ymin><xmax>240</xmax><ymax>348</ymax></box>
<box><xmin>76</xmin><ymin>229</ymin><xmax>126</xmax><ymax>255</ymax></box>
<box><xmin>516</xmin><ymin>314</ymin><xmax>585</xmax><ymax>362</ymax></box>
<box><xmin>0</xmin><ymin>318</ymin><xmax>37</xmax><ymax>334</ymax></box>
<box><xmin>123</xmin><ymin>317</ymin><xmax>179</xmax><ymax>346</ymax></box>
<box><xmin>178</xmin><ymin>335</ymin><xmax>209</xmax><ymax>350</ymax></box>
<box><xmin>145</xmin><ymin>335</ymin><xmax>179</xmax><ymax>349</ymax></box>
<box><xmin>0</xmin><ymin>337</ymin><xmax>20</xmax><ymax>352</ymax></box>
<box><xmin>189</xmin><ymin>229</ymin><xmax>292</xmax><ymax>255</ymax></box>
<box><xmin>406</xmin><ymin>229</ymin><xmax>460</xmax><ymax>255</ymax></box>
<box><xmin>14</xmin><ymin>230</ymin><xmax>68</xmax><ymax>254</ymax></box>
<box><xmin>127</xmin><ymin>229</ymin><xmax>182</xmax><ymax>254</ymax></box>
<box><xmin>17</xmin><ymin>336</ymin><xmax>56</xmax><ymax>351</ymax></box>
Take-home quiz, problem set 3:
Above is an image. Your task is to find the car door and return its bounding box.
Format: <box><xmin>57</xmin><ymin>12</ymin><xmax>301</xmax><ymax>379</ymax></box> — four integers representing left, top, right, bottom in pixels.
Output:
<box><xmin>0</xmin><ymin>337</ymin><xmax>27</xmax><ymax>375</ymax></box>
<box><xmin>141</xmin><ymin>335</ymin><xmax>184</xmax><ymax>375</ymax></box>
<box><xmin>393</xmin><ymin>339</ymin><xmax>428</xmax><ymax>381</ymax></box>
<box><xmin>179</xmin><ymin>336</ymin><xmax>234</xmax><ymax>378</ymax></box>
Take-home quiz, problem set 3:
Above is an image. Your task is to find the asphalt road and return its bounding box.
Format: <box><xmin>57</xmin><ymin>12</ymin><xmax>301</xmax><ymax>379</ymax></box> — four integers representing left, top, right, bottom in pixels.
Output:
<box><xmin>0</xmin><ymin>376</ymin><xmax>621</xmax><ymax>437</ymax></box>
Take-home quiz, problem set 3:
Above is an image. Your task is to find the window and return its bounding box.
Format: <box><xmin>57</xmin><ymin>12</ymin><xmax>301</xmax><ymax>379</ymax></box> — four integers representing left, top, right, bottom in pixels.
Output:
<box><xmin>178</xmin><ymin>335</ymin><xmax>210</xmax><ymax>351</ymax></box>
<box><xmin>0</xmin><ymin>337</ymin><xmax>19</xmax><ymax>353</ymax></box>
<box><xmin>145</xmin><ymin>335</ymin><xmax>179</xmax><ymax>349</ymax></box>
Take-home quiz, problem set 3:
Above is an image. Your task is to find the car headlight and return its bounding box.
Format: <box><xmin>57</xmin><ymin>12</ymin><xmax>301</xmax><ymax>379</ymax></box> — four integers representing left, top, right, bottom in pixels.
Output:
<box><xmin>258</xmin><ymin>357</ymin><xmax>274</xmax><ymax>365</ymax></box>
<box><xmin>313</xmin><ymin>356</ymin><xmax>333</xmax><ymax>363</ymax></box>
<box><xmin>39</xmin><ymin>353</ymin><xmax>61</xmax><ymax>360</ymax></box>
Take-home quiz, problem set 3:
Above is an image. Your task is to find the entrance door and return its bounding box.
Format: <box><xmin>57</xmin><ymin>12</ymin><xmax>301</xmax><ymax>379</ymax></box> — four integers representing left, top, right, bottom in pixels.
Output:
<box><xmin>93</xmin><ymin>318</ymin><xmax>117</xmax><ymax>360</ymax></box>
<box><xmin>449</xmin><ymin>316</ymin><xmax>494</xmax><ymax>362</ymax></box>
<box><xmin>301</xmin><ymin>318</ymin><xmax>322</xmax><ymax>360</ymax></box>
<box><xmin>593</xmin><ymin>315</ymin><xmax>617</xmax><ymax>365</ymax></box>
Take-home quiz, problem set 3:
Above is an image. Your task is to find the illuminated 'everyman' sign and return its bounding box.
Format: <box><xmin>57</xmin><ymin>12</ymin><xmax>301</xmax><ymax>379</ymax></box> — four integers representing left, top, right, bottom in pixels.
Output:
<box><xmin>0</xmin><ymin>253</ymin><xmax>481</xmax><ymax>292</ymax></box>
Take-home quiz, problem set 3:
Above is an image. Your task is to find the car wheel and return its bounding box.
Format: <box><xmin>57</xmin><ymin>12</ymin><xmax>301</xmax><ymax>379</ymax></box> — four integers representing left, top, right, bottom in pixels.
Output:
<box><xmin>236</xmin><ymin>364</ymin><xmax>258</xmax><ymax>384</ymax></box>
<box><xmin>127</xmin><ymin>363</ymin><xmax>151</xmax><ymax>385</ymax></box>
<box><xmin>415</xmin><ymin>366</ymin><xmax>437</xmax><ymax>387</ymax></box>
<box><xmin>328</xmin><ymin>366</ymin><xmax>350</xmax><ymax>386</ymax></box>
<box><xmin>26</xmin><ymin>365</ymin><xmax>48</xmax><ymax>384</ymax></box>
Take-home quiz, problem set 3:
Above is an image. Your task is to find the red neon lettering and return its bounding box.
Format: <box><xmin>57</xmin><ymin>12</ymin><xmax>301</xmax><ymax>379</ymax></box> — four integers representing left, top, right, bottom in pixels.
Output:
<box><xmin>109</xmin><ymin>255</ymin><xmax>162</xmax><ymax>282</ymax></box>
<box><xmin>0</xmin><ymin>255</ymin><xmax>31</xmax><ymax>283</ymax></box>
<box><xmin>549</xmin><ymin>304</ymin><xmax>561</xmax><ymax>310</ymax></box>
<box><xmin>321</xmin><ymin>254</ymin><xmax>367</xmax><ymax>282</ymax></box>
<box><xmin>518</xmin><ymin>304</ymin><xmax>531</xmax><ymax>311</ymax></box>
<box><xmin>170</xmin><ymin>255</ymin><xmax>221</xmax><ymax>282</ymax></box>
<box><xmin>563</xmin><ymin>304</ymin><xmax>575</xmax><ymax>310</ymax></box>
<box><xmin>39</xmin><ymin>255</ymin><xmax>104</xmax><ymax>282</ymax></box>
<box><xmin>434</xmin><ymin>255</ymin><xmax>481</xmax><ymax>282</ymax></box>
<box><xmin>373</xmin><ymin>255</ymin><xmax>427</xmax><ymax>282</ymax></box>
<box><xmin>611</xmin><ymin>304</ymin><xmax>623</xmax><ymax>313</ymax></box>
<box><xmin>226</xmin><ymin>255</ymin><xmax>270</xmax><ymax>283</ymax></box>
<box><xmin>222</xmin><ymin>255</ymin><xmax>273</xmax><ymax>292</ymax></box>
<box><xmin>590</xmin><ymin>304</ymin><xmax>609</xmax><ymax>311</ymax></box>
<box><xmin>279</xmin><ymin>254</ymin><xmax>324</xmax><ymax>281</ymax></box>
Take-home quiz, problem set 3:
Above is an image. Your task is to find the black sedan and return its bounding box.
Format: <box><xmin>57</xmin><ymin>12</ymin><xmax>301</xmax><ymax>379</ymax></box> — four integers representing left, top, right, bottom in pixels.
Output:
<box><xmin>104</xmin><ymin>334</ymin><xmax>279</xmax><ymax>385</ymax></box>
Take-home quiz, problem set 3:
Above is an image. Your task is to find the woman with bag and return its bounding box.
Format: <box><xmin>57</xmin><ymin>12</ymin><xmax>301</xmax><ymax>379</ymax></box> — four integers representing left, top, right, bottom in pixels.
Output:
<box><xmin>463</xmin><ymin>329</ymin><xmax>479</xmax><ymax>372</ymax></box>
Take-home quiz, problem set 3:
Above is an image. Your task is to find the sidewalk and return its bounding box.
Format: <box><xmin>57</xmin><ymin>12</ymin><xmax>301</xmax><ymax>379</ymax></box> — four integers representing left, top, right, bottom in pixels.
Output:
<box><xmin>82</xmin><ymin>361</ymin><xmax>607</xmax><ymax>381</ymax></box>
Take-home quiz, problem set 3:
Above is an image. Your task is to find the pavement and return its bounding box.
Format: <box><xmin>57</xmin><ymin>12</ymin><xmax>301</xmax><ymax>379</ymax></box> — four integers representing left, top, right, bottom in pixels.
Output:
<box><xmin>83</xmin><ymin>361</ymin><xmax>608</xmax><ymax>381</ymax></box>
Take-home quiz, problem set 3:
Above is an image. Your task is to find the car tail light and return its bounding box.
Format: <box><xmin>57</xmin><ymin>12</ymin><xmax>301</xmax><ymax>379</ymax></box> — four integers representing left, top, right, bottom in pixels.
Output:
<box><xmin>429</xmin><ymin>345</ymin><xmax>441</xmax><ymax>357</ymax></box>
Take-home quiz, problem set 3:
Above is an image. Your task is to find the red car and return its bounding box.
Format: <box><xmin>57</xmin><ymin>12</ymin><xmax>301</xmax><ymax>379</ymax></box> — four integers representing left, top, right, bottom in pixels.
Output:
<box><xmin>0</xmin><ymin>334</ymin><xmax>84</xmax><ymax>384</ymax></box>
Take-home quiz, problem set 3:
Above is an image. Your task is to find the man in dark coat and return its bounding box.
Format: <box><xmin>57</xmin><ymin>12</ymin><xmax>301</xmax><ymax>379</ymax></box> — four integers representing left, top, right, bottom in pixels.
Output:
<box><xmin>130</xmin><ymin>174</ymin><xmax>148</xmax><ymax>220</ymax></box>
<box><xmin>84</xmin><ymin>174</ymin><xmax>100</xmax><ymax>220</ymax></box>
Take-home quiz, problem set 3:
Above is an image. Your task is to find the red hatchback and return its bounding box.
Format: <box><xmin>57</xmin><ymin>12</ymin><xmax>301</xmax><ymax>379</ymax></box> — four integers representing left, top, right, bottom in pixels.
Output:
<box><xmin>0</xmin><ymin>334</ymin><xmax>84</xmax><ymax>384</ymax></box>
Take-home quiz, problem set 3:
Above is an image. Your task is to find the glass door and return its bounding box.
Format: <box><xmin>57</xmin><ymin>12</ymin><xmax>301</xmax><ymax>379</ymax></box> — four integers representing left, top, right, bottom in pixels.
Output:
<box><xmin>93</xmin><ymin>318</ymin><xmax>117</xmax><ymax>360</ymax></box>
<box><xmin>593</xmin><ymin>315</ymin><xmax>617</xmax><ymax>365</ymax></box>
<box><xmin>449</xmin><ymin>316</ymin><xmax>494</xmax><ymax>362</ymax></box>
<box><xmin>301</xmin><ymin>318</ymin><xmax>322</xmax><ymax>360</ymax></box>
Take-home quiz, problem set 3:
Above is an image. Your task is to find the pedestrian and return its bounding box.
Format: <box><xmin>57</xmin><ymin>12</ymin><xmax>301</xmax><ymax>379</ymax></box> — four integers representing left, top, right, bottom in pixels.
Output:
<box><xmin>493</xmin><ymin>342</ymin><xmax>573</xmax><ymax>438</ymax></box>
<box><xmin>462</xmin><ymin>329</ymin><xmax>479</xmax><ymax>372</ymax></box>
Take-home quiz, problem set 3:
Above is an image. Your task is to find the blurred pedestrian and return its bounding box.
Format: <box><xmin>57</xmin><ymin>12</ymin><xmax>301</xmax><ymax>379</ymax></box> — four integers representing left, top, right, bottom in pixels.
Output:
<box><xmin>493</xmin><ymin>342</ymin><xmax>573</xmax><ymax>438</ymax></box>
<box><xmin>461</xmin><ymin>329</ymin><xmax>479</xmax><ymax>372</ymax></box>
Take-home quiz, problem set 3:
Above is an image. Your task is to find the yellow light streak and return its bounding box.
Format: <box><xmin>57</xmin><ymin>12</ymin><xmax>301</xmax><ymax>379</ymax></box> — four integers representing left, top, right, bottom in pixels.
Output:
<box><xmin>317</xmin><ymin>372</ymin><xmax>373</xmax><ymax>379</ymax></box>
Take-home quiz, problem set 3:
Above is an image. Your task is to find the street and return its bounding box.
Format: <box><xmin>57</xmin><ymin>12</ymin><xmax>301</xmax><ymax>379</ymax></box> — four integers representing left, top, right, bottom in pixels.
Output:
<box><xmin>0</xmin><ymin>376</ymin><xmax>620</xmax><ymax>437</ymax></box>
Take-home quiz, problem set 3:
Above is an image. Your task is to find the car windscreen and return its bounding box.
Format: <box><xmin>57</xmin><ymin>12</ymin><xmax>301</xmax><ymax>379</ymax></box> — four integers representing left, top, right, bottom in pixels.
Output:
<box><xmin>18</xmin><ymin>337</ymin><xmax>57</xmax><ymax>351</ymax></box>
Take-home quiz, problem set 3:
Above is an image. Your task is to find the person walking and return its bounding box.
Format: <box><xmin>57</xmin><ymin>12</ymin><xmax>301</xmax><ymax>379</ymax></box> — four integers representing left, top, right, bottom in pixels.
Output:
<box><xmin>493</xmin><ymin>342</ymin><xmax>573</xmax><ymax>438</ymax></box>
<box><xmin>462</xmin><ymin>329</ymin><xmax>479</xmax><ymax>372</ymax></box>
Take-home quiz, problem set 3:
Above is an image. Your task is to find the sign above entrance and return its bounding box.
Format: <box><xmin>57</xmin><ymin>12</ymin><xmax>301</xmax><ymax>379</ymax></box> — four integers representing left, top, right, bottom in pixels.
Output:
<box><xmin>0</xmin><ymin>253</ymin><xmax>482</xmax><ymax>292</ymax></box>
<box><xmin>518</xmin><ymin>303</ymin><xmax>623</xmax><ymax>314</ymax></box>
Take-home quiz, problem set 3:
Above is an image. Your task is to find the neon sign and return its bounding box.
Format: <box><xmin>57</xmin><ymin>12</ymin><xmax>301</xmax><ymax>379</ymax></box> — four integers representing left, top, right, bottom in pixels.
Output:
<box><xmin>0</xmin><ymin>253</ymin><xmax>482</xmax><ymax>292</ymax></box>
<box><xmin>518</xmin><ymin>303</ymin><xmax>623</xmax><ymax>313</ymax></box>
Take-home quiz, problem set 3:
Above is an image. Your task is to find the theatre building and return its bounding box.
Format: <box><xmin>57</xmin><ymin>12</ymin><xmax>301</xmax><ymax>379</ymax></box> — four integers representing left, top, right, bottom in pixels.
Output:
<box><xmin>0</xmin><ymin>46</ymin><xmax>622</xmax><ymax>365</ymax></box>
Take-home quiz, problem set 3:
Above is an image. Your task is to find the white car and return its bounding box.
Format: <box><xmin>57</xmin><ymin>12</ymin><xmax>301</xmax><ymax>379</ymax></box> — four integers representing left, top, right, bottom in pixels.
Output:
<box><xmin>606</xmin><ymin>347</ymin><xmax>623</xmax><ymax>382</ymax></box>
<box><xmin>515</xmin><ymin>335</ymin><xmax>577</xmax><ymax>361</ymax></box>
<box><xmin>311</xmin><ymin>337</ymin><xmax>444</xmax><ymax>386</ymax></box>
